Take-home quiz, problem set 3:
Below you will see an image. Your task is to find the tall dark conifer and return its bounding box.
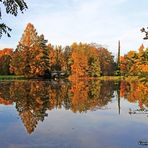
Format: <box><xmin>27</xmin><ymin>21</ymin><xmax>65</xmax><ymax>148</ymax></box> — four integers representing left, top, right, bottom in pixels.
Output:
<box><xmin>116</xmin><ymin>40</ymin><xmax>121</xmax><ymax>76</ymax></box>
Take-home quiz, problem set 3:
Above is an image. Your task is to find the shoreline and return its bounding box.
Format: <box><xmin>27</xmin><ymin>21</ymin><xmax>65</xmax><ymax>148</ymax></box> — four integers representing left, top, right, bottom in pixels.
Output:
<box><xmin>0</xmin><ymin>75</ymin><xmax>141</xmax><ymax>81</ymax></box>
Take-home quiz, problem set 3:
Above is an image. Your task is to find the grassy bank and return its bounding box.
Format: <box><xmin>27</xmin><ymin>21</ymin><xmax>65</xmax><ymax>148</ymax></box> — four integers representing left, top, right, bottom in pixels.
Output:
<box><xmin>124</xmin><ymin>76</ymin><xmax>139</xmax><ymax>81</ymax></box>
<box><xmin>97</xmin><ymin>76</ymin><xmax>124</xmax><ymax>81</ymax></box>
<box><xmin>0</xmin><ymin>75</ymin><xmax>142</xmax><ymax>81</ymax></box>
<box><xmin>68</xmin><ymin>76</ymin><xmax>125</xmax><ymax>81</ymax></box>
<box><xmin>0</xmin><ymin>75</ymin><xmax>26</xmax><ymax>80</ymax></box>
<box><xmin>98</xmin><ymin>76</ymin><xmax>145</xmax><ymax>82</ymax></box>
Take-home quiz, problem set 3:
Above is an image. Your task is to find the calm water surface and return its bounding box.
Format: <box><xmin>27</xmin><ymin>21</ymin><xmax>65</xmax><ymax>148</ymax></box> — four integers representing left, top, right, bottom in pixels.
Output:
<box><xmin>0</xmin><ymin>79</ymin><xmax>147</xmax><ymax>148</ymax></box>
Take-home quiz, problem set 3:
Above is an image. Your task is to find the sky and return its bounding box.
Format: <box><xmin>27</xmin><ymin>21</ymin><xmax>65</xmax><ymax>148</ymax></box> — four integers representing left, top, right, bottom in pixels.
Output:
<box><xmin>0</xmin><ymin>0</ymin><xmax>148</xmax><ymax>55</ymax></box>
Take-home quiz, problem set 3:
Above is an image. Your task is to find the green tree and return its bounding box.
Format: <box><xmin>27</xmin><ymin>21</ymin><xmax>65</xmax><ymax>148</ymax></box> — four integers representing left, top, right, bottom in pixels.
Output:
<box><xmin>63</xmin><ymin>46</ymin><xmax>73</xmax><ymax>76</ymax></box>
<box><xmin>88</xmin><ymin>56</ymin><xmax>101</xmax><ymax>77</ymax></box>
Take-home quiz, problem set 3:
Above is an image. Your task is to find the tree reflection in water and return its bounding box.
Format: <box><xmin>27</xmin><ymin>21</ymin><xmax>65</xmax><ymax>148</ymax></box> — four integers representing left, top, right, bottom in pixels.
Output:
<box><xmin>120</xmin><ymin>80</ymin><xmax>148</xmax><ymax>117</ymax></box>
<box><xmin>0</xmin><ymin>79</ymin><xmax>147</xmax><ymax>134</ymax></box>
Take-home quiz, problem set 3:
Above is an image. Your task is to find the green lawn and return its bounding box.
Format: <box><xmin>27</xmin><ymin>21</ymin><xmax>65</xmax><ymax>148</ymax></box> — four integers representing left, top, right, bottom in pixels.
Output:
<box><xmin>0</xmin><ymin>75</ymin><xmax>140</xmax><ymax>81</ymax></box>
<box><xmin>97</xmin><ymin>76</ymin><xmax>124</xmax><ymax>81</ymax></box>
<box><xmin>0</xmin><ymin>75</ymin><xmax>26</xmax><ymax>80</ymax></box>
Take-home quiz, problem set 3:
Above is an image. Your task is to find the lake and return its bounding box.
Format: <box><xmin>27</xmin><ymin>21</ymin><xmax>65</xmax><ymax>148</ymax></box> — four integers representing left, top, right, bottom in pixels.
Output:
<box><xmin>0</xmin><ymin>79</ymin><xmax>147</xmax><ymax>148</ymax></box>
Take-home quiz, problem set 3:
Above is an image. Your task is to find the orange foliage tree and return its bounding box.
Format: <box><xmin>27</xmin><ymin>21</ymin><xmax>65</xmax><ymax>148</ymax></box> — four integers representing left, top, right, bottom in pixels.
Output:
<box><xmin>70</xmin><ymin>43</ymin><xmax>101</xmax><ymax>79</ymax></box>
<box><xmin>10</xmin><ymin>23</ymin><xmax>49</xmax><ymax>78</ymax></box>
<box><xmin>97</xmin><ymin>47</ymin><xmax>115</xmax><ymax>76</ymax></box>
<box><xmin>120</xmin><ymin>44</ymin><xmax>148</xmax><ymax>80</ymax></box>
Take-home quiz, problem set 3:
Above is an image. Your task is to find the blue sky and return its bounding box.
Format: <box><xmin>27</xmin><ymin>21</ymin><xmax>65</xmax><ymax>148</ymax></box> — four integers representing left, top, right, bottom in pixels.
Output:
<box><xmin>0</xmin><ymin>0</ymin><xmax>148</xmax><ymax>55</ymax></box>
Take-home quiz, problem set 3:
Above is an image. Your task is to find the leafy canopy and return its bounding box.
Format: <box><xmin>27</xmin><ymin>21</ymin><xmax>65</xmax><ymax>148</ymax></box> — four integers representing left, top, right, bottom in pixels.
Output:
<box><xmin>0</xmin><ymin>0</ymin><xmax>28</xmax><ymax>38</ymax></box>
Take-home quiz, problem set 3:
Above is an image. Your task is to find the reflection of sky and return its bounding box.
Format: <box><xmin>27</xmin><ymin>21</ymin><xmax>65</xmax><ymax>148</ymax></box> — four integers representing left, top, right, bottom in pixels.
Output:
<box><xmin>0</xmin><ymin>96</ymin><xmax>148</xmax><ymax>148</ymax></box>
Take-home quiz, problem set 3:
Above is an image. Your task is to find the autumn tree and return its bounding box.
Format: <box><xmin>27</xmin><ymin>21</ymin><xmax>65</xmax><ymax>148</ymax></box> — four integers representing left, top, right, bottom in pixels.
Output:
<box><xmin>137</xmin><ymin>45</ymin><xmax>148</xmax><ymax>82</ymax></box>
<box><xmin>10</xmin><ymin>49</ymin><xmax>23</xmax><ymax>75</ymax></box>
<box><xmin>70</xmin><ymin>43</ymin><xmax>89</xmax><ymax>78</ymax></box>
<box><xmin>97</xmin><ymin>47</ymin><xmax>115</xmax><ymax>76</ymax></box>
<box><xmin>70</xmin><ymin>43</ymin><xmax>101</xmax><ymax>79</ymax></box>
<box><xmin>0</xmin><ymin>48</ymin><xmax>13</xmax><ymax>75</ymax></box>
<box><xmin>48</xmin><ymin>45</ymin><xmax>73</xmax><ymax>76</ymax></box>
<box><xmin>29</xmin><ymin>34</ymin><xmax>49</xmax><ymax>77</ymax></box>
<box><xmin>10</xmin><ymin>23</ymin><xmax>50</xmax><ymax>78</ymax></box>
<box><xmin>50</xmin><ymin>46</ymin><xmax>64</xmax><ymax>71</ymax></box>
<box><xmin>0</xmin><ymin>48</ymin><xmax>13</xmax><ymax>55</ymax></box>
<box><xmin>120</xmin><ymin>50</ymin><xmax>137</xmax><ymax>76</ymax></box>
<box><xmin>120</xmin><ymin>45</ymin><xmax>148</xmax><ymax>79</ymax></box>
<box><xmin>48</xmin><ymin>43</ymin><xmax>55</xmax><ymax>69</ymax></box>
<box><xmin>10</xmin><ymin>23</ymin><xmax>38</xmax><ymax>76</ymax></box>
<box><xmin>120</xmin><ymin>56</ymin><xmax>128</xmax><ymax>76</ymax></box>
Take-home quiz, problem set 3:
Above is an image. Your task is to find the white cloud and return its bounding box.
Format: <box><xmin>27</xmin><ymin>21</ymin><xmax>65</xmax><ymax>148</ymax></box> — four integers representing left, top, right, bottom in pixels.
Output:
<box><xmin>0</xmin><ymin>0</ymin><xmax>148</xmax><ymax>55</ymax></box>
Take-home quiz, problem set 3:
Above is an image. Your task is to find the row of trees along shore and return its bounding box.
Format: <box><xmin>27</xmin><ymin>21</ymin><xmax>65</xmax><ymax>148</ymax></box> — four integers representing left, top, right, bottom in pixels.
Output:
<box><xmin>0</xmin><ymin>23</ymin><xmax>148</xmax><ymax>79</ymax></box>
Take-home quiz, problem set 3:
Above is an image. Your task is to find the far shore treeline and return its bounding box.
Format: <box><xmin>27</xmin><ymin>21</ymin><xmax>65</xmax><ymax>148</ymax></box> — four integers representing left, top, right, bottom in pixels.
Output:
<box><xmin>0</xmin><ymin>23</ymin><xmax>147</xmax><ymax>79</ymax></box>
